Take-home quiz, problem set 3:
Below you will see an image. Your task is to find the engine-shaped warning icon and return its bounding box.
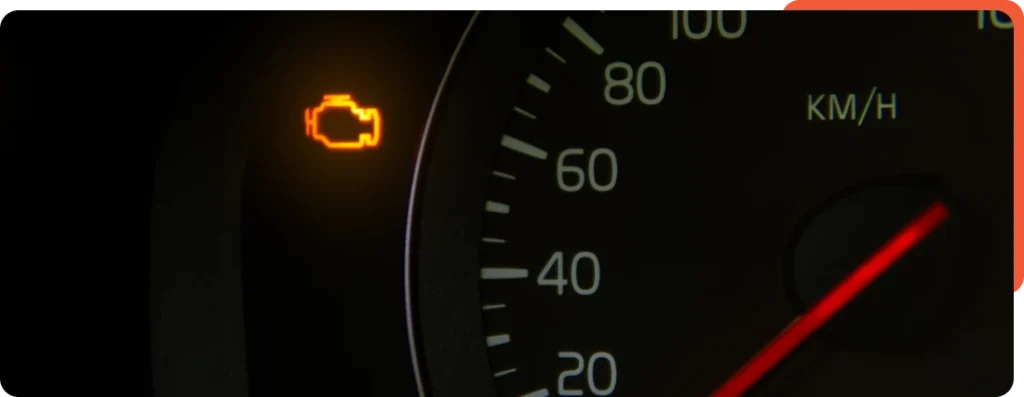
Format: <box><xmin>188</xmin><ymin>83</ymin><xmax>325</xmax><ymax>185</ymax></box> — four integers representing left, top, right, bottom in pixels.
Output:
<box><xmin>303</xmin><ymin>94</ymin><xmax>382</xmax><ymax>151</ymax></box>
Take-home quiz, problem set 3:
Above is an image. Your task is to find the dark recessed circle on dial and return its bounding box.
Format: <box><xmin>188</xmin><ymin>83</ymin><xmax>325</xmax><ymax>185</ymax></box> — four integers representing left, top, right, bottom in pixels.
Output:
<box><xmin>784</xmin><ymin>176</ymin><xmax>961</xmax><ymax>353</ymax></box>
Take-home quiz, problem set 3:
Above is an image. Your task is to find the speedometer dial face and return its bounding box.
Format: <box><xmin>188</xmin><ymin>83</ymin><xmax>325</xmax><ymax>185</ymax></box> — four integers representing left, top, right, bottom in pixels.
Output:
<box><xmin>409</xmin><ymin>11</ymin><xmax>1012</xmax><ymax>397</ymax></box>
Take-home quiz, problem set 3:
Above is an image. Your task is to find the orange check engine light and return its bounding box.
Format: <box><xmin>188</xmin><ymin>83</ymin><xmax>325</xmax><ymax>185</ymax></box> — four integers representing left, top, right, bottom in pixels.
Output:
<box><xmin>304</xmin><ymin>94</ymin><xmax>382</xmax><ymax>151</ymax></box>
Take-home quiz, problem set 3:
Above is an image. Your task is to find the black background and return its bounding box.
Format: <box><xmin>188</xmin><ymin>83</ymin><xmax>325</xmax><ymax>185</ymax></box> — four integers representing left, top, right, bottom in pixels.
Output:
<box><xmin>2</xmin><ymin>11</ymin><xmax>469</xmax><ymax>397</ymax></box>
<box><xmin>0</xmin><ymin>10</ymin><xmax>1015</xmax><ymax>397</ymax></box>
<box><xmin>3</xmin><ymin>12</ymin><xmax>197</xmax><ymax>396</ymax></box>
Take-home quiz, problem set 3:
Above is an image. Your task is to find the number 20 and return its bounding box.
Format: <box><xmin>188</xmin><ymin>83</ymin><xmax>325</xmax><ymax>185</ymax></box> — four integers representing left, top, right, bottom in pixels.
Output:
<box><xmin>558</xmin><ymin>351</ymin><xmax>618</xmax><ymax>396</ymax></box>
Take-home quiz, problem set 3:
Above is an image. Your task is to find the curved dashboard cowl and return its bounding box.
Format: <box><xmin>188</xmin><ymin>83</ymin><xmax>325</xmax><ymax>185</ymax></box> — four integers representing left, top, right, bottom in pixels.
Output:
<box><xmin>149</xmin><ymin>33</ymin><xmax>256</xmax><ymax>397</ymax></box>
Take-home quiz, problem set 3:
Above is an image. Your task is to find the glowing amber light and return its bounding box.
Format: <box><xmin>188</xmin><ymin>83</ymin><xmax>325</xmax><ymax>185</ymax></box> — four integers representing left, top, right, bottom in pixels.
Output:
<box><xmin>303</xmin><ymin>94</ymin><xmax>382</xmax><ymax>151</ymax></box>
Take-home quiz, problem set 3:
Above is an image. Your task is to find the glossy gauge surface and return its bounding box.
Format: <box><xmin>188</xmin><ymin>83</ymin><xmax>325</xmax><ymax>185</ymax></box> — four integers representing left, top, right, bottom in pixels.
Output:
<box><xmin>409</xmin><ymin>11</ymin><xmax>1012</xmax><ymax>397</ymax></box>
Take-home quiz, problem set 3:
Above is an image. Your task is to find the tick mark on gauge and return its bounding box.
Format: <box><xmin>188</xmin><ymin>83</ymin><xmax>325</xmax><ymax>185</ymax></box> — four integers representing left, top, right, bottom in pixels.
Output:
<box><xmin>513</xmin><ymin>106</ymin><xmax>537</xmax><ymax>120</ymax></box>
<box><xmin>545</xmin><ymin>47</ymin><xmax>567</xmax><ymax>64</ymax></box>
<box><xmin>485</xmin><ymin>200</ymin><xmax>511</xmax><ymax>214</ymax></box>
<box><xmin>482</xmin><ymin>303</ymin><xmax>507</xmax><ymax>310</ymax></box>
<box><xmin>486</xmin><ymin>334</ymin><xmax>511</xmax><ymax>347</ymax></box>
<box><xmin>493</xmin><ymin>368</ymin><xmax>517</xmax><ymax>378</ymax></box>
<box><xmin>501</xmin><ymin>135</ymin><xmax>548</xmax><ymax>160</ymax></box>
<box><xmin>526</xmin><ymin>74</ymin><xmax>551</xmax><ymax>93</ymax></box>
<box><xmin>481</xmin><ymin>267</ymin><xmax>529</xmax><ymax>280</ymax></box>
<box><xmin>482</xmin><ymin>237</ymin><xmax>506</xmax><ymax>244</ymax></box>
<box><xmin>563</xmin><ymin>17</ymin><xmax>604</xmax><ymax>55</ymax></box>
<box><xmin>521</xmin><ymin>389</ymin><xmax>550</xmax><ymax>397</ymax></box>
<box><xmin>491</xmin><ymin>170</ymin><xmax>517</xmax><ymax>181</ymax></box>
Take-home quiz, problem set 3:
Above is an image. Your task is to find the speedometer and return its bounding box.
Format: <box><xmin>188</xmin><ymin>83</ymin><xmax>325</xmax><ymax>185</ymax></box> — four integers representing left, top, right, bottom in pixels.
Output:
<box><xmin>407</xmin><ymin>11</ymin><xmax>1012</xmax><ymax>397</ymax></box>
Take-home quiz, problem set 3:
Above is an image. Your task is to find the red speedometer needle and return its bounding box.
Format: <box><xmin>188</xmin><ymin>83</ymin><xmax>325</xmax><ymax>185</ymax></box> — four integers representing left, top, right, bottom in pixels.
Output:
<box><xmin>710</xmin><ymin>201</ymin><xmax>950</xmax><ymax>397</ymax></box>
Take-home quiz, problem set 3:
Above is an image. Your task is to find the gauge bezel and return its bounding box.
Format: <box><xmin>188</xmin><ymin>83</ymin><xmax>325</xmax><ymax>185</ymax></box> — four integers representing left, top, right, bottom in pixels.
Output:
<box><xmin>404</xmin><ymin>11</ymin><xmax>565</xmax><ymax>397</ymax></box>
<box><xmin>404</xmin><ymin>11</ymin><xmax>1014</xmax><ymax>397</ymax></box>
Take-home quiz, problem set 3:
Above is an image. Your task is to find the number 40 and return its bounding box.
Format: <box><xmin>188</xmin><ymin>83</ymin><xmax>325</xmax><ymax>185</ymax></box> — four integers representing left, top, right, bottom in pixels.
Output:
<box><xmin>538</xmin><ymin>251</ymin><xmax>601</xmax><ymax>296</ymax></box>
